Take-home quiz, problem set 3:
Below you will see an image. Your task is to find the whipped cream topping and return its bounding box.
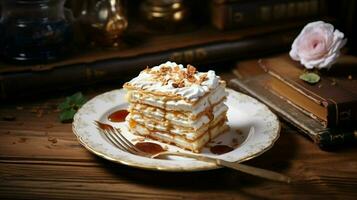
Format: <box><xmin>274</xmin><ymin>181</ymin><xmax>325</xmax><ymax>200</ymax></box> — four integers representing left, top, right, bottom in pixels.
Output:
<box><xmin>126</xmin><ymin>61</ymin><xmax>221</xmax><ymax>101</ymax></box>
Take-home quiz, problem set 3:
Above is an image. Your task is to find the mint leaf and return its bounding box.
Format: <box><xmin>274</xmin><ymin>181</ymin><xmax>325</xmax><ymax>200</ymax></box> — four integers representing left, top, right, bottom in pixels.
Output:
<box><xmin>71</xmin><ymin>92</ymin><xmax>85</xmax><ymax>104</ymax></box>
<box><xmin>299</xmin><ymin>72</ymin><xmax>320</xmax><ymax>84</ymax></box>
<box><xmin>58</xmin><ymin>92</ymin><xmax>87</xmax><ymax>123</ymax></box>
<box><xmin>58</xmin><ymin>99</ymin><xmax>71</xmax><ymax>111</ymax></box>
<box><xmin>76</xmin><ymin>96</ymin><xmax>87</xmax><ymax>107</ymax></box>
<box><xmin>59</xmin><ymin>108</ymin><xmax>77</xmax><ymax>123</ymax></box>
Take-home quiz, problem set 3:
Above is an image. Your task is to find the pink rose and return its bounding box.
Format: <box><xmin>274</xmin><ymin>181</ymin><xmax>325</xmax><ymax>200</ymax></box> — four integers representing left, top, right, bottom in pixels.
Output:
<box><xmin>289</xmin><ymin>21</ymin><xmax>347</xmax><ymax>69</ymax></box>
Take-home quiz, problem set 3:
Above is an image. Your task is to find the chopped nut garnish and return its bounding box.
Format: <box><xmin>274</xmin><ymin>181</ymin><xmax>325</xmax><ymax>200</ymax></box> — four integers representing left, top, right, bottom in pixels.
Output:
<box><xmin>187</xmin><ymin>64</ymin><xmax>197</xmax><ymax>76</ymax></box>
<box><xmin>172</xmin><ymin>83</ymin><xmax>179</xmax><ymax>88</ymax></box>
<box><xmin>187</xmin><ymin>75</ymin><xmax>197</xmax><ymax>83</ymax></box>
<box><xmin>163</xmin><ymin>78</ymin><xmax>170</xmax><ymax>85</ymax></box>
<box><xmin>173</xmin><ymin>66</ymin><xmax>180</xmax><ymax>72</ymax></box>
<box><xmin>197</xmin><ymin>74</ymin><xmax>208</xmax><ymax>84</ymax></box>
<box><xmin>160</xmin><ymin>66</ymin><xmax>171</xmax><ymax>73</ymax></box>
<box><xmin>172</xmin><ymin>80</ymin><xmax>185</xmax><ymax>88</ymax></box>
<box><xmin>178</xmin><ymin>70</ymin><xmax>185</xmax><ymax>79</ymax></box>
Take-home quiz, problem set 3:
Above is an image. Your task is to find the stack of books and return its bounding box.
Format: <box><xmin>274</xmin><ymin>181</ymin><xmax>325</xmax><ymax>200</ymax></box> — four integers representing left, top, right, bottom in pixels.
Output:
<box><xmin>229</xmin><ymin>54</ymin><xmax>357</xmax><ymax>148</ymax></box>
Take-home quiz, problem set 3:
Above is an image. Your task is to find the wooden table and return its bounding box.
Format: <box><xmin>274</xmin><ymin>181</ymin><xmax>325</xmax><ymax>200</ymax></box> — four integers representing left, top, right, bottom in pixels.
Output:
<box><xmin>1</xmin><ymin>72</ymin><xmax>356</xmax><ymax>200</ymax></box>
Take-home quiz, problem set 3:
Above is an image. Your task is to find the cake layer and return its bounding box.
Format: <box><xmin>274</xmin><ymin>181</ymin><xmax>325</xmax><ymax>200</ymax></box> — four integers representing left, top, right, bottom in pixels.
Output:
<box><xmin>127</xmin><ymin>111</ymin><xmax>227</xmax><ymax>140</ymax></box>
<box><xmin>126</xmin><ymin>82</ymin><xmax>227</xmax><ymax>114</ymax></box>
<box><xmin>128</xmin><ymin>118</ymin><xmax>229</xmax><ymax>152</ymax></box>
<box><xmin>128</xmin><ymin>100</ymin><xmax>228</xmax><ymax>129</ymax></box>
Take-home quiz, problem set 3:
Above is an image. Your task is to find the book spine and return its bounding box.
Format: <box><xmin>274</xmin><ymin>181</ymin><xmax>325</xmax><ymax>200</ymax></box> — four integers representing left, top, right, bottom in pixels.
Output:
<box><xmin>316</xmin><ymin>129</ymin><xmax>357</xmax><ymax>149</ymax></box>
<box><xmin>0</xmin><ymin>30</ymin><xmax>296</xmax><ymax>100</ymax></box>
<box><xmin>211</xmin><ymin>0</ymin><xmax>326</xmax><ymax>30</ymax></box>
<box><xmin>326</xmin><ymin>101</ymin><xmax>357</xmax><ymax>128</ymax></box>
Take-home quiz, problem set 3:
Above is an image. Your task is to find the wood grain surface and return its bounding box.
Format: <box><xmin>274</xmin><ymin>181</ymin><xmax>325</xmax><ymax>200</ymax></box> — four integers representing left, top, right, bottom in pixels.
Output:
<box><xmin>0</xmin><ymin>72</ymin><xmax>356</xmax><ymax>200</ymax></box>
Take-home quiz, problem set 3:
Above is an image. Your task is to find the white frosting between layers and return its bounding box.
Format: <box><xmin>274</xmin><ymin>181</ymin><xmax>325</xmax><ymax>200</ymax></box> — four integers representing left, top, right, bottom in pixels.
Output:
<box><xmin>126</xmin><ymin>61</ymin><xmax>220</xmax><ymax>101</ymax></box>
<box><xmin>129</xmin><ymin>120</ymin><xmax>229</xmax><ymax>151</ymax></box>
<box><xmin>127</xmin><ymin>102</ymin><xmax>228</xmax><ymax>140</ymax></box>
<box><xmin>130</xmin><ymin>101</ymin><xmax>228</xmax><ymax>129</ymax></box>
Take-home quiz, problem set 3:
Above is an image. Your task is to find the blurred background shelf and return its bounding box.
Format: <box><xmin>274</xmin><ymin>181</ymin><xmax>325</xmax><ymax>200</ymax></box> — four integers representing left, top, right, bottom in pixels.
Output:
<box><xmin>0</xmin><ymin>0</ymin><xmax>355</xmax><ymax>100</ymax></box>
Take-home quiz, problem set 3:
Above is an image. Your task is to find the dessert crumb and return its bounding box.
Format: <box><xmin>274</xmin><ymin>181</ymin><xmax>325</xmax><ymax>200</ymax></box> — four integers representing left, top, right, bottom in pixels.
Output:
<box><xmin>48</xmin><ymin>137</ymin><xmax>58</xmax><ymax>144</ymax></box>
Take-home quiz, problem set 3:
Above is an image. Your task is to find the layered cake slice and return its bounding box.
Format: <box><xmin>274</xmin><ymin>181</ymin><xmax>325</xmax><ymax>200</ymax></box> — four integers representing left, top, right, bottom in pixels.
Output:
<box><xmin>123</xmin><ymin>61</ymin><xmax>229</xmax><ymax>153</ymax></box>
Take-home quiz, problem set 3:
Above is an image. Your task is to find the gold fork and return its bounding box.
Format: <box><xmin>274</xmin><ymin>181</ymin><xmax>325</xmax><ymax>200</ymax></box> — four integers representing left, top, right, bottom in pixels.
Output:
<box><xmin>95</xmin><ymin>121</ymin><xmax>291</xmax><ymax>183</ymax></box>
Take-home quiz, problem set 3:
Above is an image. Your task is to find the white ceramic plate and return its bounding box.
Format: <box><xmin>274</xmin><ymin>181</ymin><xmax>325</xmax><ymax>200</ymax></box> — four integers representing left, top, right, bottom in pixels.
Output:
<box><xmin>72</xmin><ymin>89</ymin><xmax>280</xmax><ymax>171</ymax></box>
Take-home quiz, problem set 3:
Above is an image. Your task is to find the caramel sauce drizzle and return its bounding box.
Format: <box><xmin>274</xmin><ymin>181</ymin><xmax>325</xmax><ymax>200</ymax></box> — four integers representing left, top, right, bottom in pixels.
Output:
<box><xmin>108</xmin><ymin>110</ymin><xmax>129</xmax><ymax>122</ymax></box>
<box><xmin>210</xmin><ymin>145</ymin><xmax>234</xmax><ymax>155</ymax></box>
<box><xmin>134</xmin><ymin>142</ymin><xmax>165</xmax><ymax>154</ymax></box>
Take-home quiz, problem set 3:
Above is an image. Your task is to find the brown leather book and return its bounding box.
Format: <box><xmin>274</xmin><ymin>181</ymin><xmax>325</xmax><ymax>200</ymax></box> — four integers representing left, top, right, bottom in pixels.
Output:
<box><xmin>229</xmin><ymin>58</ymin><xmax>357</xmax><ymax>148</ymax></box>
<box><xmin>259</xmin><ymin>55</ymin><xmax>357</xmax><ymax>128</ymax></box>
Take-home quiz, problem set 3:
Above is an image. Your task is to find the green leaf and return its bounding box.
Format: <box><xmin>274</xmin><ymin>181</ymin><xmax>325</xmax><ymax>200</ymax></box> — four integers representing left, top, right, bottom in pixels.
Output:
<box><xmin>58</xmin><ymin>99</ymin><xmax>71</xmax><ymax>111</ymax></box>
<box><xmin>58</xmin><ymin>92</ymin><xmax>87</xmax><ymax>123</ymax></box>
<box><xmin>76</xmin><ymin>96</ymin><xmax>87</xmax><ymax>107</ymax></box>
<box><xmin>59</xmin><ymin>108</ymin><xmax>77</xmax><ymax>123</ymax></box>
<box><xmin>71</xmin><ymin>92</ymin><xmax>85</xmax><ymax>104</ymax></box>
<box><xmin>299</xmin><ymin>72</ymin><xmax>320</xmax><ymax>84</ymax></box>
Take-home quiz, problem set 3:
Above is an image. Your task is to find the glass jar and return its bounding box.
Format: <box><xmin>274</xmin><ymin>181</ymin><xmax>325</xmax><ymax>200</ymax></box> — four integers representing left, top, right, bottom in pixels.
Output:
<box><xmin>79</xmin><ymin>0</ymin><xmax>128</xmax><ymax>47</ymax></box>
<box><xmin>140</xmin><ymin>0</ymin><xmax>189</xmax><ymax>31</ymax></box>
<box><xmin>0</xmin><ymin>0</ymin><xmax>73</xmax><ymax>63</ymax></box>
